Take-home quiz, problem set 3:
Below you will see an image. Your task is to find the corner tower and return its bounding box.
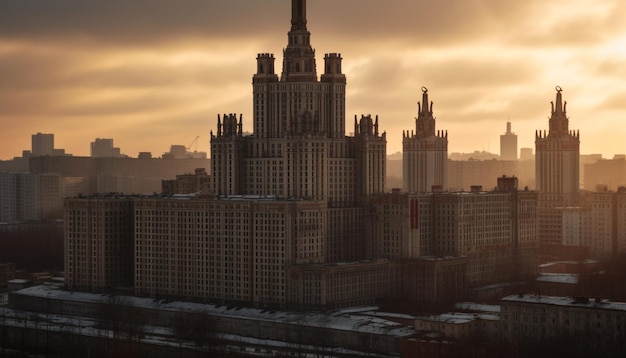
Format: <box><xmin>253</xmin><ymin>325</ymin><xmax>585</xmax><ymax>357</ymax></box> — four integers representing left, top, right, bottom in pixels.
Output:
<box><xmin>402</xmin><ymin>87</ymin><xmax>448</xmax><ymax>192</ymax></box>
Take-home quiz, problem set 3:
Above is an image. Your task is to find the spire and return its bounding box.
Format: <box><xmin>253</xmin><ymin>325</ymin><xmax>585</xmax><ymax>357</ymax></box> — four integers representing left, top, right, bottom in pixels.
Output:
<box><xmin>548</xmin><ymin>86</ymin><xmax>569</xmax><ymax>136</ymax></box>
<box><xmin>291</xmin><ymin>0</ymin><xmax>307</xmax><ymax>31</ymax></box>
<box><xmin>415</xmin><ymin>86</ymin><xmax>437</xmax><ymax>137</ymax></box>
<box><xmin>553</xmin><ymin>85</ymin><xmax>564</xmax><ymax>115</ymax></box>
<box><xmin>217</xmin><ymin>114</ymin><xmax>222</xmax><ymax>136</ymax></box>
<box><xmin>420</xmin><ymin>86</ymin><xmax>429</xmax><ymax>115</ymax></box>
<box><xmin>282</xmin><ymin>0</ymin><xmax>316</xmax><ymax>82</ymax></box>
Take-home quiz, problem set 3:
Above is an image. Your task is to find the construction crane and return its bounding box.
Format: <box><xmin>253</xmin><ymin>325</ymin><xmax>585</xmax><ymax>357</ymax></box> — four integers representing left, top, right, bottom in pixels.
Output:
<box><xmin>186</xmin><ymin>136</ymin><xmax>200</xmax><ymax>153</ymax></box>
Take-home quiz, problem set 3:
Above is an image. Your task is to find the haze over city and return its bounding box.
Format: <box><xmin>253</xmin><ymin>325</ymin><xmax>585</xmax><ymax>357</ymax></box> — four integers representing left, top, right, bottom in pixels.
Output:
<box><xmin>1</xmin><ymin>0</ymin><xmax>626</xmax><ymax>160</ymax></box>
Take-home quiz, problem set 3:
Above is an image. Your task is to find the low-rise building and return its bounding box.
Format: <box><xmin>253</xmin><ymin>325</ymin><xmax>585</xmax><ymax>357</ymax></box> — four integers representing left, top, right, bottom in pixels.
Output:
<box><xmin>501</xmin><ymin>294</ymin><xmax>626</xmax><ymax>347</ymax></box>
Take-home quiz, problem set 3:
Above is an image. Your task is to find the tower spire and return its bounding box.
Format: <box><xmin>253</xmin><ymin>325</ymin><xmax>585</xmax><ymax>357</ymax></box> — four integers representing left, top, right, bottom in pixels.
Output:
<box><xmin>420</xmin><ymin>86</ymin><xmax>429</xmax><ymax>115</ymax></box>
<box><xmin>282</xmin><ymin>0</ymin><xmax>316</xmax><ymax>82</ymax></box>
<box><xmin>549</xmin><ymin>86</ymin><xmax>569</xmax><ymax>135</ymax></box>
<box><xmin>554</xmin><ymin>85</ymin><xmax>564</xmax><ymax>115</ymax></box>
<box><xmin>415</xmin><ymin>86</ymin><xmax>436</xmax><ymax>137</ymax></box>
<box><xmin>291</xmin><ymin>0</ymin><xmax>307</xmax><ymax>31</ymax></box>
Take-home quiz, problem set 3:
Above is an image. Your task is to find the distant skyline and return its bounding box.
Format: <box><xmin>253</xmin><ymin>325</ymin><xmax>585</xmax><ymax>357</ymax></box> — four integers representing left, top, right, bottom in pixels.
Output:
<box><xmin>1</xmin><ymin>0</ymin><xmax>626</xmax><ymax>160</ymax></box>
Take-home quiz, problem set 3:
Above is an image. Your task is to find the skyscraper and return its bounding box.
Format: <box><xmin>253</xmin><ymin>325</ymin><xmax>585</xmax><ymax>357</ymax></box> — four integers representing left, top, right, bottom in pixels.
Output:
<box><xmin>90</xmin><ymin>138</ymin><xmax>122</xmax><ymax>158</ymax></box>
<box><xmin>535</xmin><ymin>87</ymin><xmax>580</xmax><ymax>199</ymax></box>
<box><xmin>67</xmin><ymin>0</ymin><xmax>389</xmax><ymax>307</ymax></box>
<box><xmin>210</xmin><ymin>0</ymin><xmax>386</xmax><ymax>262</ymax></box>
<box><xmin>500</xmin><ymin>121</ymin><xmax>518</xmax><ymax>160</ymax></box>
<box><xmin>64</xmin><ymin>0</ymin><xmax>539</xmax><ymax>308</ymax></box>
<box><xmin>535</xmin><ymin>86</ymin><xmax>580</xmax><ymax>247</ymax></box>
<box><xmin>402</xmin><ymin>87</ymin><xmax>448</xmax><ymax>192</ymax></box>
<box><xmin>31</xmin><ymin>132</ymin><xmax>54</xmax><ymax>157</ymax></box>
<box><xmin>211</xmin><ymin>0</ymin><xmax>385</xmax><ymax>205</ymax></box>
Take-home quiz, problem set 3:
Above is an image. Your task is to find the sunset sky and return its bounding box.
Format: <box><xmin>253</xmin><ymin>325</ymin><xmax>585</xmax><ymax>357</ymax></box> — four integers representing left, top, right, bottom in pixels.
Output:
<box><xmin>1</xmin><ymin>0</ymin><xmax>626</xmax><ymax>160</ymax></box>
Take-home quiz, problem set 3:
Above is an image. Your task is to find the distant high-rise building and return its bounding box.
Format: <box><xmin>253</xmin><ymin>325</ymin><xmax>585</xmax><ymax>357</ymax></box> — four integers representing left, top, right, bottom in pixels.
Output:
<box><xmin>0</xmin><ymin>173</ymin><xmax>38</xmax><ymax>223</ymax></box>
<box><xmin>402</xmin><ymin>87</ymin><xmax>448</xmax><ymax>192</ymax></box>
<box><xmin>31</xmin><ymin>133</ymin><xmax>54</xmax><ymax>157</ymax></box>
<box><xmin>535</xmin><ymin>87</ymin><xmax>580</xmax><ymax>248</ymax></box>
<box><xmin>90</xmin><ymin>138</ymin><xmax>122</xmax><ymax>158</ymax></box>
<box><xmin>0</xmin><ymin>172</ymin><xmax>65</xmax><ymax>223</ymax></box>
<box><xmin>584</xmin><ymin>157</ymin><xmax>626</xmax><ymax>191</ymax></box>
<box><xmin>447</xmin><ymin>159</ymin><xmax>522</xmax><ymax>191</ymax></box>
<box><xmin>30</xmin><ymin>132</ymin><xmax>69</xmax><ymax>157</ymax></box>
<box><xmin>520</xmin><ymin>148</ymin><xmax>533</xmax><ymax>161</ymax></box>
<box><xmin>500</xmin><ymin>121</ymin><xmax>517</xmax><ymax>160</ymax></box>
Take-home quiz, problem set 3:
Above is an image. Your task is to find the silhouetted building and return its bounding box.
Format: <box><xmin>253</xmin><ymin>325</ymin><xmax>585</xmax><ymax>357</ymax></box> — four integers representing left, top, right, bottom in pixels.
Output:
<box><xmin>447</xmin><ymin>159</ymin><xmax>523</xmax><ymax>191</ymax></box>
<box><xmin>31</xmin><ymin>133</ymin><xmax>54</xmax><ymax>157</ymax></box>
<box><xmin>580</xmin><ymin>153</ymin><xmax>602</xmax><ymax>188</ymax></box>
<box><xmin>162</xmin><ymin>144</ymin><xmax>207</xmax><ymax>159</ymax></box>
<box><xmin>584</xmin><ymin>156</ymin><xmax>626</xmax><ymax>191</ymax></box>
<box><xmin>500</xmin><ymin>121</ymin><xmax>517</xmax><ymax>160</ymax></box>
<box><xmin>36</xmin><ymin>173</ymin><xmax>65</xmax><ymax>220</ymax></box>
<box><xmin>402</xmin><ymin>87</ymin><xmax>448</xmax><ymax>192</ymax></box>
<box><xmin>29</xmin><ymin>155</ymin><xmax>210</xmax><ymax>196</ymax></box>
<box><xmin>0</xmin><ymin>172</ymin><xmax>64</xmax><ymax>222</ymax></box>
<box><xmin>520</xmin><ymin>147</ymin><xmax>533</xmax><ymax>161</ymax></box>
<box><xmin>31</xmin><ymin>132</ymin><xmax>68</xmax><ymax>157</ymax></box>
<box><xmin>0</xmin><ymin>173</ymin><xmax>37</xmax><ymax>222</ymax></box>
<box><xmin>90</xmin><ymin>138</ymin><xmax>123</xmax><ymax>158</ymax></box>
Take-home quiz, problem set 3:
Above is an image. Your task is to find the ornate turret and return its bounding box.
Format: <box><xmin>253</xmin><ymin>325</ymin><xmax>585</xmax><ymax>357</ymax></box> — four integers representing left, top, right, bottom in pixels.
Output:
<box><xmin>254</xmin><ymin>53</ymin><xmax>278</xmax><ymax>84</ymax></box>
<box><xmin>355</xmin><ymin>114</ymin><xmax>379</xmax><ymax>136</ymax></box>
<box><xmin>216</xmin><ymin>113</ymin><xmax>242</xmax><ymax>138</ymax></box>
<box><xmin>321</xmin><ymin>53</ymin><xmax>346</xmax><ymax>84</ymax></box>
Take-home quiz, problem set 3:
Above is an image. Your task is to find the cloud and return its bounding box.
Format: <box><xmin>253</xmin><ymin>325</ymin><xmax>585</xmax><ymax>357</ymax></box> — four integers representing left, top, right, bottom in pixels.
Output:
<box><xmin>0</xmin><ymin>0</ymin><xmax>288</xmax><ymax>45</ymax></box>
<box><xmin>1</xmin><ymin>0</ymin><xmax>626</xmax><ymax>159</ymax></box>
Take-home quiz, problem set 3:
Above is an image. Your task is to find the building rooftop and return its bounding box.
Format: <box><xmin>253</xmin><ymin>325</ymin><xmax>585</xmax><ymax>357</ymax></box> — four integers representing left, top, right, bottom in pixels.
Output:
<box><xmin>416</xmin><ymin>312</ymin><xmax>499</xmax><ymax>325</ymax></box>
<box><xmin>502</xmin><ymin>294</ymin><xmax>626</xmax><ymax>311</ymax></box>
<box><xmin>536</xmin><ymin>273</ymin><xmax>579</xmax><ymax>285</ymax></box>
<box><xmin>12</xmin><ymin>285</ymin><xmax>416</xmax><ymax>337</ymax></box>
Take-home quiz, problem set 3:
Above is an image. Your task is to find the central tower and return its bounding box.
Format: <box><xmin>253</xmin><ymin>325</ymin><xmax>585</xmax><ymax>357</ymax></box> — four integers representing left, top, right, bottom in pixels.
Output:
<box><xmin>211</xmin><ymin>0</ymin><xmax>385</xmax><ymax>207</ymax></box>
<box><xmin>250</xmin><ymin>0</ymin><xmax>346</xmax><ymax>140</ymax></box>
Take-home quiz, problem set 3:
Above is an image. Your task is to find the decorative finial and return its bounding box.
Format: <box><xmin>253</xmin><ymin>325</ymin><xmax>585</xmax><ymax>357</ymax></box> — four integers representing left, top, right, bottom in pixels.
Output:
<box><xmin>421</xmin><ymin>86</ymin><xmax>428</xmax><ymax>93</ymax></box>
<box><xmin>555</xmin><ymin>85</ymin><xmax>562</xmax><ymax>93</ymax></box>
